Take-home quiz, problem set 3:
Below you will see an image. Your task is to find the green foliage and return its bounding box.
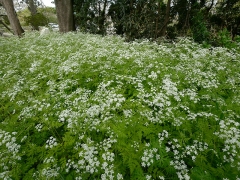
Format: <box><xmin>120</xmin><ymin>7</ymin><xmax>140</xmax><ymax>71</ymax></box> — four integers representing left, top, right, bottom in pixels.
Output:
<box><xmin>73</xmin><ymin>0</ymin><xmax>110</xmax><ymax>35</ymax></box>
<box><xmin>58</xmin><ymin>0</ymin><xmax>240</xmax><ymax>47</ymax></box>
<box><xmin>214</xmin><ymin>28</ymin><xmax>235</xmax><ymax>48</ymax></box>
<box><xmin>108</xmin><ymin>0</ymin><xmax>169</xmax><ymax>40</ymax></box>
<box><xmin>24</xmin><ymin>12</ymin><xmax>48</xmax><ymax>28</ymax></box>
<box><xmin>0</xmin><ymin>32</ymin><xmax>240</xmax><ymax>179</ymax></box>
<box><xmin>38</xmin><ymin>7</ymin><xmax>57</xmax><ymax>24</ymax></box>
<box><xmin>17</xmin><ymin>7</ymin><xmax>57</xmax><ymax>26</ymax></box>
<box><xmin>191</xmin><ymin>12</ymin><xmax>209</xmax><ymax>43</ymax></box>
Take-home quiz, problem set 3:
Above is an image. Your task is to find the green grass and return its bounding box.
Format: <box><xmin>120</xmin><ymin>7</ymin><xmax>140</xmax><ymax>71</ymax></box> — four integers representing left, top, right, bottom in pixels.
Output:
<box><xmin>0</xmin><ymin>32</ymin><xmax>240</xmax><ymax>180</ymax></box>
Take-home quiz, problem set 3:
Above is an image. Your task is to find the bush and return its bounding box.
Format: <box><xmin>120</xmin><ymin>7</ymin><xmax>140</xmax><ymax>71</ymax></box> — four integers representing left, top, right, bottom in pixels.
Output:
<box><xmin>24</xmin><ymin>13</ymin><xmax>48</xmax><ymax>29</ymax></box>
<box><xmin>191</xmin><ymin>12</ymin><xmax>209</xmax><ymax>43</ymax></box>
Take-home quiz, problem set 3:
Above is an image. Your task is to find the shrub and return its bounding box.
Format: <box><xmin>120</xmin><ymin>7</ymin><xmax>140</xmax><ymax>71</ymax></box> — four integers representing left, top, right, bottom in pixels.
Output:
<box><xmin>24</xmin><ymin>12</ymin><xmax>48</xmax><ymax>29</ymax></box>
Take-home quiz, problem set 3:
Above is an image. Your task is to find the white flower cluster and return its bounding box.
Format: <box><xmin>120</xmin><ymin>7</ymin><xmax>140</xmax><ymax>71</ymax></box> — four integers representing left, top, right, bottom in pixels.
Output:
<box><xmin>181</xmin><ymin>88</ymin><xmax>199</xmax><ymax>103</ymax></box>
<box><xmin>172</xmin><ymin>117</ymin><xmax>184</xmax><ymax>127</ymax></box>
<box><xmin>102</xmin><ymin>152</ymin><xmax>115</xmax><ymax>162</ymax></box>
<box><xmin>58</xmin><ymin>58</ymin><xmax>80</xmax><ymax>74</ymax></box>
<box><xmin>167</xmin><ymin>139</ymin><xmax>188</xmax><ymax>179</ymax></box>
<box><xmin>86</xmin><ymin>105</ymin><xmax>102</xmax><ymax>118</ymax></box>
<box><xmin>80</xmin><ymin>145</ymin><xmax>100</xmax><ymax>174</ymax></box>
<box><xmin>101</xmin><ymin>151</ymin><xmax>115</xmax><ymax>180</ymax></box>
<box><xmin>0</xmin><ymin>130</ymin><xmax>21</xmax><ymax>179</ymax></box>
<box><xmin>0</xmin><ymin>131</ymin><xmax>21</xmax><ymax>159</ymax></box>
<box><xmin>148</xmin><ymin>71</ymin><xmax>158</xmax><ymax>80</ymax></box>
<box><xmin>29</xmin><ymin>61</ymin><xmax>41</xmax><ymax>73</ymax></box>
<box><xmin>35</xmin><ymin>123</ymin><xmax>43</xmax><ymax>132</ymax></box>
<box><xmin>41</xmin><ymin>166</ymin><xmax>60</xmax><ymax>179</ymax></box>
<box><xmin>141</xmin><ymin>147</ymin><xmax>160</xmax><ymax>167</ymax></box>
<box><xmin>183</xmin><ymin>140</ymin><xmax>208</xmax><ymax>161</ymax></box>
<box><xmin>45</xmin><ymin>136</ymin><xmax>58</xmax><ymax>149</ymax></box>
<box><xmin>184</xmin><ymin>64</ymin><xmax>219</xmax><ymax>89</ymax></box>
<box><xmin>123</xmin><ymin>109</ymin><xmax>133</xmax><ymax>118</ymax></box>
<box><xmin>167</xmin><ymin>139</ymin><xmax>208</xmax><ymax>180</ymax></box>
<box><xmin>43</xmin><ymin>156</ymin><xmax>55</xmax><ymax>164</ymax></box>
<box><xmin>99</xmin><ymin>135</ymin><xmax>118</xmax><ymax>180</ymax></box>
<box><xmin>158</xmin><ymin>130</ymin><xmax>169</xmax><ymax>144</ymax></box>
<box><xmin>140</xmin><ymin>110</ymin><xmax>163</xmax><ymax>124</ymax></box>
<box><xmin>18</xmin><ymin>106</ymin><xmax>35</xmax><ymax>120</ymax></box>
<box><xmin>114</xmin><ymin>173</ymin><xmax>123</xmax><ymax>180</ymax></box>
<box><xmin>162</xmin><ymin>76</ymin><xmax>180</xmax><ymax>101</ymax></box>
<box><xmin>31</xmin><ymin>99</ymin><xmax>50</xmax><ymax>112</ymax></box>
<box><xmin>58</xmin><ymin>109</ymin><xmax>79</xmax><ymax>128</ymax></box>
<box><xmin>66</xmin><ymin>133</ymin><xmax>118</xmax><ymax>179</ymax></box>
<box><xmin>159</xmin><ymin>176</ymin><xmax>165</xmax><ymax>180</ymax></box>
<box><xmin>214</xmin><ymin>119</ymin><xmax>240</xmax><ymax>165</ymax></box>
<box><xmin>38</xmin><ymin>157</ymin><xmax>60</xmax><ymax>178</ymax></box>
<box><xmin>146</xmin><ymin>174</ymin><xmax>152</xmax><ymax>180</ymax></box>
<box><xmin>131</xmin><ymin>141</ymin><xmax>139</xmax><ymax>152</ymax></box>
<box><xmin>0</xmin><ymin>171</ymin><xmax>11</xmax><ymax>180</ymax></box>
<box><xmin>67</xmin><ymin>144</ymin><xmax>100</xmax><ymax>174</ymax></box>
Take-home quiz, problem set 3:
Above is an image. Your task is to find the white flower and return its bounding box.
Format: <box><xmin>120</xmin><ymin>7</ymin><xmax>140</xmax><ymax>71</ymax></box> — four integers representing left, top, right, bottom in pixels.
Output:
<box><xmin>159</xmin><ymin>176</ymin><xmax>165</xmax><ymax>180</ymax></box>
<box><xmin>148</xmin><ymin>71</ymin><xmax>157</xmax><ymax>80</ymax></box>
<box><xmin>146</xmin><ymin>175</ymin><xmax>152</xmax><ymax>180</ymax></box>
<box><xmin>102</xmin><ymin>162</ymin><xmax>108</xmax><ymax>169</ymax></box>
<box><xmin>117</xmin><ymin>173</ymin><xmax>123</xmax><ymax>180</ymax></box>
<box><xmin>141</xmin><ymin>162</ymin><xmax>146</xmax><ymax>167</ymax></box>
<box><xmin>45</xmin><ymin>136</ymin><xmax>57</xmax><ymax>149</ymax></box>
<box><xmin>35</xmin><ymin>124</ymin><xmax>43</xmax><ymax>132</ymax></box>
<box><xmin>166</xmin><ymin>147</ymin><xmax>170</xmax><ymax>152</ymax></box>
<box><xmin>192</xmin><ymin>156</ymin><xmax>196</xmax><ymax>161</ymax></box>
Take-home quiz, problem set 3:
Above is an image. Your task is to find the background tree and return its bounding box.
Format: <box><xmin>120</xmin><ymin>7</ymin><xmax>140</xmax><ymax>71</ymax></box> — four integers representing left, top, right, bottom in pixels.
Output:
<box><xmin>159</xmin><ymin>0</ymin><xmax>172</xmax><ymax>36</ymax></box>
<box><xmin>20</xmin><ymin>0</ymin><xmax>42</xmax><ymax>30</ymax></box>
<box><xmin>210</xmin><ymin>0</ymin><xmax>240</xmax><ymax>40</ymax></box>
<box><xmin>73</xmin><ymin>0</ymin><xmax>97</xmax><ymax>33</ymax></box>
<box><xmin>73</xmin><ymin>0</ymin><xmax>110</xmax><ymax>35</ymax></box>
<box><xmin>108</xmin><ymin>0</ymin><xmax>173</xmax><ymax>40</ymax></box>
<box><xmin>71</xmin><ymin>0</ymin><xmax>239</xmax><ymax>43</ymax></box>
<box><xmin>0</xmin><ymin>0</ymin><xmax>24</xmax><ymax>36</ymax></box>
<box><xmin>24</xmin><ymin>10</ymin><xmax>48</xmax><ymax>29</ymax></box>
<box><xmin>54</xmin><ymin>0</ymin><xmax>75</xmax><ymax>33</ymax></box>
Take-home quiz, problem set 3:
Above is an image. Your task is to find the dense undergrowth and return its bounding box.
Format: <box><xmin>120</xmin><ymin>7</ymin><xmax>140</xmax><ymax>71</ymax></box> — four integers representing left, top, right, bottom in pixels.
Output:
<box><xmin>0</xmin><ymin>32</ymin><xmax>240</xmax><ymax>180</ymax></box>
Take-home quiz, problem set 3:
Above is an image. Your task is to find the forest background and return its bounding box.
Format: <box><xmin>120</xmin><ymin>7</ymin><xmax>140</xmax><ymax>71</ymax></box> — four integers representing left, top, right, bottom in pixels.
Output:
<box><xmin>0</xmin><ymin>0</ymin><xmax>240</xmax><ymax>47</ymax></box>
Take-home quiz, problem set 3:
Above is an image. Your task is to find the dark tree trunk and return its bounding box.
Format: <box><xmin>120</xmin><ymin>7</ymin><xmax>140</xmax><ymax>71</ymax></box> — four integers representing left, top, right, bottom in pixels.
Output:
<box><xmin>28</xmin><ymin>0</ymin><xmax>39</xmax><ymax>30</ymax></box>
<box><xmin>0</xmin><ymin>0</ymin><xmax>24</xmax><ymax>36</ymax></box>
<box><xmin>54</xmin><ymin>0</ymin><xmax>75</xmax><ymax>33</ymax></box>
<box><xmin>99</xmin><ymin>0</ymin><xmax>108</xmax><ymax>35</ymax></box>
<box><xmin>159</xmin><ymin>0</ymin><xmax>171</xmax><ymax>36</ymax></box>
<box><xmin>155</xmin><ymin>1</ymin><xmax>161</xmax><ymax>38</ymax></box>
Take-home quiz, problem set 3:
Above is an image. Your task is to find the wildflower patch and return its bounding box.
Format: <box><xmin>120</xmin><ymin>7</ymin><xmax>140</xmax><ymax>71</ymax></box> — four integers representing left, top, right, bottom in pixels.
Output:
<box><xmin>0</xmin><ymin>32</ymin><xmax>240</xmax><ymax>179</ymax></box>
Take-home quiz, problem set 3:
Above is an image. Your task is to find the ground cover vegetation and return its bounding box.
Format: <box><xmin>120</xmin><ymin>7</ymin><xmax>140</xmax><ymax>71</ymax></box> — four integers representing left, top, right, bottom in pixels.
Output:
<box><xmin>0</xmin><ymin>32</ymin><xmax>240</xmax><ymax>179</ymax></box>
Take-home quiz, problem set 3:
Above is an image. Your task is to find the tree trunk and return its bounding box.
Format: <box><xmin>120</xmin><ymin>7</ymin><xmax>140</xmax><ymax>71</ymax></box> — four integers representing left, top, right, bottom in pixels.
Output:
<box><xmin>54</xmin><ymin>0</ymin><xmax>75</xmax><ymax>33</ymax></box>
<box><xmin>0</xmin><ymin>0</ymin><xmax>24</xmax><ymax>36</ymax></box>
<box><xmin>155</xmin><ymin>1</ymin><xmax>161</xmax><ymax>38</ymax></box>
<box><xmin>159</xmin><ymin>0</ymin><xmax>171</xmax><ymax>36</ymax></box>
<box><xmin>28</xmin><ymin>0</ymin><xmax>39</xmax><ymax>30</ymax></box>
<box><xmin>99</xmin><ymin>0</ymin><xmax>108</xmax><ymax>35</ymax></box>
<box><xmin>28</xmin><ymin>0</ymin><xmax>37</xmax><ymax>15</ymax></box>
